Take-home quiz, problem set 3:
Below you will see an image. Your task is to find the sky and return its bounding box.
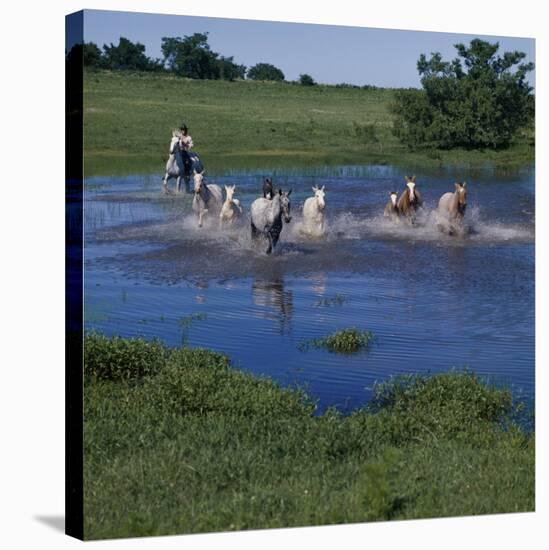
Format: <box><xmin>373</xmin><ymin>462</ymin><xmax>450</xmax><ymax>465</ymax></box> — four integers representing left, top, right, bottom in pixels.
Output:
<box><xmin>77</xmin><ymin>9</ymin><xmax>535</xmax><ymax>89</ymax></box>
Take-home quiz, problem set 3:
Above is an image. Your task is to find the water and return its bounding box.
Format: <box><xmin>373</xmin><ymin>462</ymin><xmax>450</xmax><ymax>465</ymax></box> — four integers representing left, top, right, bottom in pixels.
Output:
<box><xmin>83</xmin><ymin>165</ymin><xmax>535</xmax><ymax>412</ymax></box>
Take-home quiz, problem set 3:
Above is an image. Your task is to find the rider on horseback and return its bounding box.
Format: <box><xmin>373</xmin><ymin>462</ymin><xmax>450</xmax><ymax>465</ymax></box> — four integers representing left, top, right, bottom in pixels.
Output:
<box><xmin>178</xmin><ymin>123</ymin><xmax>203</xmax><ymax>185</ymax></box>
<box><xmin>179</xmin><ymin>123</ymin><xmax>194</xmax><ymax>181</ymax></box>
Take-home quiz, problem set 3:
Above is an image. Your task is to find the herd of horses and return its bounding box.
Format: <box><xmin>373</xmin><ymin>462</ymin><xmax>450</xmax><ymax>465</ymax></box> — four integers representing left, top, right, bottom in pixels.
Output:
<box><xmin>162</xmin><ymin>132</ymin><xmax>468</xmax><ymax>254</ymax></box>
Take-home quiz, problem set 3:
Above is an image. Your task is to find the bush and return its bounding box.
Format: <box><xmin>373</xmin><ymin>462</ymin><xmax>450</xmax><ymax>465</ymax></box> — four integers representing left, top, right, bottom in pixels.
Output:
<box><xmin>392</xmin><ymin>39</ymin><xmax>534</xmax><ymax>150</ymax></box>
<box><xmin>84</xmin><ymin>332</ymin><xmax>167</xmax><ymax>380</ymax></box>
<box><xmin>299</xmin><ymin>73</ymin><xmax>316</xmax><ymax>86</ymax></box>
<box><xmin>247</xmin><ymin>63</ymin><xmax>285</xmax><ymax>82</ymax></box>
<box><xmin>368</xmin><ymin>371</ymin><xmax>513</xmax><ymax>440</ymax></box>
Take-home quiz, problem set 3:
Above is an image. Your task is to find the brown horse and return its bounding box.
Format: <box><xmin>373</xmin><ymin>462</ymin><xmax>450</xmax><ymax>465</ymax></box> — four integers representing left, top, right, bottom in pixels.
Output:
<box><xmin>383</xmin><ymin>191</ymin><xmax>399</xmax><ymax>220</ymax></box>
<box><xmin>397</xmin><ymin>176</ymin><xmax>423</xmax><ymax>222</ymax></box>
<box><xmin>437</xmin><ymin>182</ymin><xmax>467</xmax><ymax>235</ymax></box>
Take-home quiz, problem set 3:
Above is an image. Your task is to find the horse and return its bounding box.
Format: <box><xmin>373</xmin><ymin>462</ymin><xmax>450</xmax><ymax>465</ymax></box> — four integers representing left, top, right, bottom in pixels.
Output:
<box><xmin>192</xmin><ymin>171</ymin><xmax>223</xmax><ymax>228</ymax></box>
<box><xmin>250</xmin><ymin>189</ymin><xmax>292</xmax><ymax>254</ymax></box>
<box><xmin>302</xmin><ymin>185</ymin><xmax>326</xmax><ymax>237</ymax></box>
<box><xmin>437</xmin><ymin>182</ymin><xmax>468</xmax><ymax>236</ymax></box>
<box><xmin>383</xmin><ymin>191</ymin><xmax>399</xmax><ymax>220</ymax></box>
<box><xmin>162</xmin><ymin>131</ymin><xmax>185</xmax><ymax>194</ymax></box>
<box><xmin>219</xmin><ymin>185</ymin><xmax>243</xmax><ymax>226</ymax></box>
<box><xmin>397</xmin><ymin>175</ymin><xmax>423</xmax><ymax>223</ymax></box>
<box><xmin>263</xmin><ymin>177</ymin><xmax>273</xmax><ymax>199</ymax></box>
<box><xmin>162</xmin><ymin>131</ymin><xmax>205</xmax><ymax>194</ymax></box>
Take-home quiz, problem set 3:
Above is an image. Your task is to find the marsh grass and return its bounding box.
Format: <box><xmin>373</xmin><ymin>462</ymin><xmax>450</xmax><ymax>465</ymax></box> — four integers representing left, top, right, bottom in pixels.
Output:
<box><xmin>83</xmin><ymin>70</ymin><xmax>533</xmax><ymax>176</ymax></box>
<box><xmin>299</xmin><ymin>328</ymin><xmax>374</xmax><ymax>353</ymax></box>
<box><xmin>83</xmin><ymin>334</ymin><xmax>534</xmax><ymax>539</ymax></box>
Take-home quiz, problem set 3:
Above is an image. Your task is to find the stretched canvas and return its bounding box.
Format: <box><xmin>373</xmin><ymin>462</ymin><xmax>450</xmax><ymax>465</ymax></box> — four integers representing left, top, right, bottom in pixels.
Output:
<box><xmin>66</xmin><ymin>9</ymin><xmax>535</xmax><ymax>541</ymax></box>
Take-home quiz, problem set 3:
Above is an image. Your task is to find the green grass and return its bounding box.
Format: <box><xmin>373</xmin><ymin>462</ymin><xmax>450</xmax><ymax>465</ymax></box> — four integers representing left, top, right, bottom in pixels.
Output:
<box><xmin>83</xmin><ymin>333</ymin><xmax>534</xmax><ymax>540</ymax></box>
<box><xmin>299</xmin><ymin>328</ymin><xmax>374</xmax><ymax>353</ymax></box>
<box><xmin>83</xmin><ymin>70</ymin><xmax>534</xmax><ymax>176</ymax></box>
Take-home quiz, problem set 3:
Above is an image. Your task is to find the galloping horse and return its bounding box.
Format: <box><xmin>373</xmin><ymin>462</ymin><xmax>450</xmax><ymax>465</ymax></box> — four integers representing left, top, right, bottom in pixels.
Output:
<box><xmin>219</xmin><ymin>185</ymin><xmax>243</xmax><ymax>226</ymax></box>
<box><xmin>162</xmin><ymin>131</ymin><xmax>185</xmax><ymax>194</ymax></box>
<box><xmin>302</xmin><ymin>185</ymin><xmax>326</xmax><ymax>237</ymax></box>
<box><xmin>250</xmin><ymin>189</ymin><xmax>292</xmax><ymax>254</ymax></box>
<box><xmin>192</xmin><ymin>171</ymin><xmax>223</xmax><ymax>228</ymax></box>
<box><xmin>437</xmin><ymin>182</ymin><xmax>467</xmax><ymax>235</ymax></box>
<box><xmin>162</xmin><ymin>131</ymin><xmax>204</xmax><ymax>194</ymax></box>
<box><xmin>397</xmin><ymin>176</ymin><xmax>423</xmax><ymax>223</ymax></box>
<box><xmin>383</xmin><ymin>191</ymin><xmax>399</xmax><ymax>220</ymax></box>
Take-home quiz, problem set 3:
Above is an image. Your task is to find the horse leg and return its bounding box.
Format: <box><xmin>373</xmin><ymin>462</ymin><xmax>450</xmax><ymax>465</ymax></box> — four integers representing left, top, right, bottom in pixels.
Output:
<box><xmin>251</xmin><ymin>221</ymin><xmax>260</xmax><ymax>240</ymax></box>
<box><xmin>162</xmin><ymin>174</ymin><xmax>173</xmax><ymax>195</ymax></box>
<box><xmin>266</xmin><ymin>232</ymin><xmax>273</xmax><ymax>255</ymax></box>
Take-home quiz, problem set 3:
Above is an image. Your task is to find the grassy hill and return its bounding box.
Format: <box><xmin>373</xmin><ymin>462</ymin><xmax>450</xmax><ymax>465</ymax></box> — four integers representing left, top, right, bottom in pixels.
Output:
<box><xmin>83</xmin><ymin>70</ymin><xmax>534</xmax><ymax>176</ymax></box>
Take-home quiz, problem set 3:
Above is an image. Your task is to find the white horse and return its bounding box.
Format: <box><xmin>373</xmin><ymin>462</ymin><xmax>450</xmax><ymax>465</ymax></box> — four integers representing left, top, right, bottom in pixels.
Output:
<box><xmin>383</xmin><ymin>191</ymin><xmax>399</xmax><ymax>220</ymax></box>
<box><xmin>192</xmin><ymin>171</ymin><xmax>223</xmax><ymax>228</ymax></box>
<box><xmin>250</xmin><ymin>189</ymin><xmax>292</xmax><ymax>254</ymax></box>
<box><xmin>219</xmin><ymin>185</ymin><xmax>243</xmax><ymax>225</ymax></box>
<box><xmin>302</xmin><ymin>185</ymin><xmax>326</xmax><ymax>237</ymax></box>
<box><xmin>437</xmin><ymin>182</ymin><xmax>468</xmax><ymax>236</ymax></box>
<box><xmin>162</xmin><ymin>131</ymin><xmax>186</xmax><ymax>194</ymax></box>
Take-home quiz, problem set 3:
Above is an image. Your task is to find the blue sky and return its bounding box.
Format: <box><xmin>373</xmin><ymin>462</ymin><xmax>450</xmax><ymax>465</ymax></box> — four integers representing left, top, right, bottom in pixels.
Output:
<box><xmin>78</xmin><ymin>9</ymin><xmax>535</xmax><ymax>88</ymax></box>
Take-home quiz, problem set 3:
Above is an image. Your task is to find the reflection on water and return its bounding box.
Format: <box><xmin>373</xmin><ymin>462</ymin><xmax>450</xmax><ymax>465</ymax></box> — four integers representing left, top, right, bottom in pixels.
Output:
<box><xmin>83</xmin><ymin>165</ymin><xmax>535</xmax><ymax>411</ymax></box>
<box><xmin>252</xmin><ymin>278</ymin><xmax>293</xmax><ymax>333</ymax></box>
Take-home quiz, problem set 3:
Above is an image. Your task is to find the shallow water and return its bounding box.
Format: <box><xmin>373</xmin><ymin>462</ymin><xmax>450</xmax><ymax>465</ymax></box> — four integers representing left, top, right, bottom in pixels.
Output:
<box><xmin>83</xmin><ymin>165</ymin><xmax>535</xmax><ymax>412</ymax></box>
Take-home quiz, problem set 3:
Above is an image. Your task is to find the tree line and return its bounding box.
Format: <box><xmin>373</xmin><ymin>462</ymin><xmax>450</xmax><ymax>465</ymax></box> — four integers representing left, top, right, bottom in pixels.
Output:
<box><xmin>75</xmin><ymin>33</ymin><xmax>534</xmax><ymax>151</ymax></box>
<box><xmin>80</xmin><ymin>32</ymin><xmax>308</xmax><ymax>84</ymax></box>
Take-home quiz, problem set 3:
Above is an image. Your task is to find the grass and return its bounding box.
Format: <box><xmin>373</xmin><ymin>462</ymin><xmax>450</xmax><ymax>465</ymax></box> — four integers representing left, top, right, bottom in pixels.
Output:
<box><xmin>299</xmin><ymin>328</ymin><xmax>374</xmax><ymax>353</ymax></box>
<box><xmin>83</xmin><ymin>333</ymin><xmax>534</xmax><ymax>540</ymax></box>
<box><xmin>83</xmin><ymin>70</ymin><xmax>534</xmax><ymax>176</ymax></box>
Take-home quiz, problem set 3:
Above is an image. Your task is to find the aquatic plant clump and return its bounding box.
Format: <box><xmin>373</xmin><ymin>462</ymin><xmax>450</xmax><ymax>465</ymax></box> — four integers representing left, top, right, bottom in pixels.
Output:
<box><xmin>300</xmin><ymin>328</ymin><xmax>374</xmax><ymax>353</ymax></box>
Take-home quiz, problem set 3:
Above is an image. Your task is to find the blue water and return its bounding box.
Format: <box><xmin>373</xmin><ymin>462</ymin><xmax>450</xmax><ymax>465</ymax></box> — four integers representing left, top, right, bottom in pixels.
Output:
<box><xmin>83</xmin><ymin>165</ymin><xmax>535</xmax><ymax>412</ymax></box>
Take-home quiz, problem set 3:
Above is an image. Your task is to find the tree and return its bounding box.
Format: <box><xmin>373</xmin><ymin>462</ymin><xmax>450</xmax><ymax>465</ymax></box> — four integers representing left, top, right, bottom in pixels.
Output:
<box><xmin>217</xmin><ymin>56</ymin><xmax>246</xmax><ymax>81</ymax></box>
<box><xmin>161</xmin><ymin>33</ymin><xmax>220</xmax><ymax>79</ymax></box>
<box><xmin>247</xmin><ymin>63</ymin><xmax>285</xmax><ymax>82</ymax></box>
<box><xmin>392</xmin><ymin>39</ymin><xmax>534</xmax><ymax>149</ymax></box>
<box><xmin>102</xmin><ymin>37</ymin><xmax>159</xmax><ymax>71</ymax></box>
<box><xmin>299</xmin><ymin>73</ymin><xmax>316</xmax><ymax>86</ymax></box>
<box><xmin>82</xmin><ymin>42</ymin><xmax>104</xmax><ymax>67</ymax></box>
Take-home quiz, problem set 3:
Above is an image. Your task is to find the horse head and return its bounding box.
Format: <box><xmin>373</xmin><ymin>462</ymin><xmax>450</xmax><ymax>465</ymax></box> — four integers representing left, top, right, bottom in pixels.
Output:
<box><xmin>224</xmin><ymin>184</ymin><xmax>236</xmax><ymax>202</ymax></box>
<box><xmin>193</xmin><ymin>170</ymin><xmax>205</xmax><ymax>194</ymax></box>
<box><xmin>405</xmin><ymin>175</ymin><xmax>417</xmax><ymax>201</ymax></box>
<box><xmin>312</xmin><ymin>185</ymin><xmax>326</xmax><ymax>210</ymax></box>
<box><xmin>279</xmin><ymin>189</ymin><xmax>292</xmax><ymax>223</ymax></box>
<box><xmin>169</xmin><ymin>132</ymin><xmax>181</xmax><ymax>155</ymax></box>
<box><xmin>455</xmin><ymin>182</ymin><xmax>467</xmax><ymax>215</ymax></box>
<box><xmin>390</xmin><ymin>191</ymin><xmax>398</xmax><ymax>207</ymax></box>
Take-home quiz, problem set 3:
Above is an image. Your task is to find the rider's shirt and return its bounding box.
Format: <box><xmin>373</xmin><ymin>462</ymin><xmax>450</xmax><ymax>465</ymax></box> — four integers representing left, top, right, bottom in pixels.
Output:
<box><xmin>180</xmin><ymin>135</ymin><xmax>194</xmax><ymax>151</ymax></box>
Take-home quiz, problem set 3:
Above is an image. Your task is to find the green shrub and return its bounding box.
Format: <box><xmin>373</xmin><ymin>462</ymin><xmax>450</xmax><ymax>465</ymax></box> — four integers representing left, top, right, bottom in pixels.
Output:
<box><xmin>84</xmin><ymin>332</ymin><xmax>167</xmax><ymax>380</ymax></box>
<box><xmin>392</xmin><ymin>39</ymin><xmax>534</xmax><ymax>150</ymax></box>
<box><xmin>368</xmin><ymin>371</ymin><xmax>513</xmax><ymax>441</ymax></box>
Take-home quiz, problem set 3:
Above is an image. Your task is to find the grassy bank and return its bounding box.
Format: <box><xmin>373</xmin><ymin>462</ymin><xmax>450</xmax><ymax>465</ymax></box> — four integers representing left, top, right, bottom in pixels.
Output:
<box><xmin>84</xmin><ymin>333</ymin><xmax>534</xmax><ymax>540</ymax></box>
<box><xmin>83</xmin><ymin>70</ymin><xmax>534</xmax><ymax>176</ymax></box>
